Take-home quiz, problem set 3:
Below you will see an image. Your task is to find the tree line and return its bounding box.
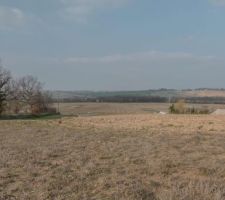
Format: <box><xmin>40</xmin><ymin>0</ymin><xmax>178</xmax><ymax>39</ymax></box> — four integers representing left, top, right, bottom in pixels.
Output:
<box><xmin>55</xmin><ymin>96</ymin><xmax>168</xmax><ymax>103</ymax></box>
<box><xmin>0</xmin><ymin>63</ymin><xmax>55</xmax><ymax>116</ymax></box>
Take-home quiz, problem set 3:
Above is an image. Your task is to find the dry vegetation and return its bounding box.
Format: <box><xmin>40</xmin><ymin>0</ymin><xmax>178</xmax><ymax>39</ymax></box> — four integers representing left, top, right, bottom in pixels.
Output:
<box><xmin>56</xmin><ymin>102</ymin><xmax>171</xmax><ymax>116</ymax></box>
<box><xmin>1</xmin><ymin>103</ymin><xmax>225</xmax><ymax>199</ymax></box>
<box><xmin>56</xmin><ymin>102</ymin><xmax>225</xmax><ymax>116</ymax></box>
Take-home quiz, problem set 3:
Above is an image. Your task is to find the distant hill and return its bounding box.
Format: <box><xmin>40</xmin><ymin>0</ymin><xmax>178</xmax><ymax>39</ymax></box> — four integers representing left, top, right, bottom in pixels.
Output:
<box><xmin>183</xmin><ymin>90</ymin><xmax>225</xmax><ymax>98</ymax></box>
<box><xmin>51</xmin><ymin>89</ymin><xmax>181</xmax><ymax>99</ymax></box>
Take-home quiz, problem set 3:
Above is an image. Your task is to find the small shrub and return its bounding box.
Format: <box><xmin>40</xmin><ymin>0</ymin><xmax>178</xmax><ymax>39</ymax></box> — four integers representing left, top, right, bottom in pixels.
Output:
<box><xmin>169</xmin><ymin>104</ymin><xmax>176</xmax><ymax>113</ymax></box>
<box><xmin>169</xmin><ymin>100</ymin><xmax>210</xmax><ymax>114</ymax></box>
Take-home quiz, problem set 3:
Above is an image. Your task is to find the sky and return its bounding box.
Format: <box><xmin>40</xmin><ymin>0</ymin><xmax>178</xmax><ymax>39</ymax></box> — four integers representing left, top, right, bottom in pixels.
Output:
<box><xmin>0</xmin><ymin>0</ymin><xmax>225</xmax><ymax>90</ymax></box>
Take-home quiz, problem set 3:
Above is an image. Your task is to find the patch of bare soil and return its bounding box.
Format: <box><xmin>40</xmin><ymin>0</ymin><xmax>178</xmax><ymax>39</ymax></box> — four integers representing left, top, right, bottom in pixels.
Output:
<box><xmin>212</xmin><ymin>109</ymin><xmax>225</xmax><ymax>115</ymax></box>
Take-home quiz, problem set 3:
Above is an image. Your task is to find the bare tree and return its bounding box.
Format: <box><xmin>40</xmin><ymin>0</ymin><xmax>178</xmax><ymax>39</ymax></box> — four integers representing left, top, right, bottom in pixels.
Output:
<box><xmin>41</xmin><ymin>91</ymin><xmax>55</xmax><ymax>111</ymax></box>
<box><xmin>6</xmin><ymin>79</ymin><xmax>23</xmax><ymax>114</ymax></box>
<box><xmin>0</xmin><ymin>60</ymin><xmax>11</xmax><ymax>114</ymax></box>
<box><xmin>0</xmin><ymin>61</ymin><xmax>56</xmax><ymax>115</ymax></box>
<box><xmin>18</xmin><ymin>75</ymin><xmax>44</xmax><ymax>114</ymax></box>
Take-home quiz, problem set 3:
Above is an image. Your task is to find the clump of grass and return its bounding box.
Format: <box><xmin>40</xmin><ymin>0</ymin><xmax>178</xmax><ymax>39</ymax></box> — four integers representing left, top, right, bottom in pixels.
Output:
<box><xmin>167</xmin><ymin>124</ymin><xmax>174</xmax><ymax>127</ymax></box>
<box><xmin>158</xmin><ymin>179</ymin><xmax>225</xmax><ymax>200</ymax></box>
<box><xmin>198</xmin><ymin>125</ymin><xmax>204</xmax><ymax>130</ymax></box>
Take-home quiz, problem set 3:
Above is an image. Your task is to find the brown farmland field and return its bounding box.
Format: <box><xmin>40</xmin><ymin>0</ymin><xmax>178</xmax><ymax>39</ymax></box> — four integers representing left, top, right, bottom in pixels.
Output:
<box><xmin>1</xmin><ymin>103</ymin><xmax>225</xmax><ymax>199</ymax></box>
<box><xmin>56</xmin><ymin>102</ymin><xmax>225</xmax><ymax>116</ymax></box>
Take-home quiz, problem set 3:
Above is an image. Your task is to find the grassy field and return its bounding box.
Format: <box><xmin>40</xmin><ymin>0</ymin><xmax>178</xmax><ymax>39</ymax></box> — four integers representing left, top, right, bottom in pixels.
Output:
<box><xmin>56</xmin><ymin>102</ymin><xmax>225</xmax><ymax>116</ymax></box>
<box><xmin>56</xmin><ymin>102</ymin><xmax>171</xmax><ymax>116</ymax></box>
<box><xmin>1</xmin><ymin>103</ymin><xmax>225</xmax><ymax>199</ymax></box>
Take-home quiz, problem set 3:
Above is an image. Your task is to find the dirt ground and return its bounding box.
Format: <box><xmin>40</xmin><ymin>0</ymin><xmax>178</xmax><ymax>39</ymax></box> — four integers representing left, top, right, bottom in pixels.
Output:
<box><xmin>1</xmin><ymin>105</ymin><xmax>225</xmax><ymax>199</ymax></box>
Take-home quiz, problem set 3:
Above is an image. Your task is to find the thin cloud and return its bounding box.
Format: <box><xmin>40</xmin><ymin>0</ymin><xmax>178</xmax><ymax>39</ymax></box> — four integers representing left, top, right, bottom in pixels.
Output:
<box><xmin>64</xmin><ymin>51</ymin><xmax>218</xmax><ymax>65</ymax></box>
<box><xmin>210</xmin><ymin>0</ymin><xmax>225</xmax><ymax>6</ymax></box>
<box><xmin>60</xmin><ymin>0</ymin><xmax>129</xmax><ymax>22</ymax></box>
<box><xmin>0</xmin><ymin>6</ymin><xmax>26</xmax><ymax>30</ymax></box>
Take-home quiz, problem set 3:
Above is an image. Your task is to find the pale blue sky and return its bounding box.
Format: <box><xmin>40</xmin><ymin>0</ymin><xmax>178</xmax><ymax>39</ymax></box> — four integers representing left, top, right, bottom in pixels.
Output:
<box><xmin>0</xmin><ymin>0</ymin><xmax>225</xmax><ymax>90</ymax></box>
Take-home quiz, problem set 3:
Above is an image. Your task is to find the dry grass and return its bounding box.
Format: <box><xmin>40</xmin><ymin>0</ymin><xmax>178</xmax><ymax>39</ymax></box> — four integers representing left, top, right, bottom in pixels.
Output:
<box><xmin>1</xmin><ymin>104</ymin><xmax>225</xmax><ymax>199</ymax></box>
<box><xmin>56</xmin><ymin>102</ymin><xmax>171</xmax><ymax>116</ymax></box>
<box><xmin>56</xmin><ymin>102</ymin><xmax>225</xmax><ymax>116</ymax></box>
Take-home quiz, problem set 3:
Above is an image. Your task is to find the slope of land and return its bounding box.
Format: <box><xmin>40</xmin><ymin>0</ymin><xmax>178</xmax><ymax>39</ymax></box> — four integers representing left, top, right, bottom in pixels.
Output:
<box><xmin>57</xmin><ymin>102</ymin><xmax>225</xmax><ymax>116</ymax></box>
<box><xmin>51</xmin><ymin>89</ymin><xmax>180</xmax><ymax>100</ymax></box>
<box><xmin>1</xmin><ymin>112</ymin><xmax>225</xmax><ymax>199</ymax></box>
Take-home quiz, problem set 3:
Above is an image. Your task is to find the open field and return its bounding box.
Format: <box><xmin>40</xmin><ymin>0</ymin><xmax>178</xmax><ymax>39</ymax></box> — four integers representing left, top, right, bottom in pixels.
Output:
<box><xmin>57</xmin><ymin>103</ymin><xmax>171</xmax><ymax>116</ymax></box>
<box><xmin>1</xmin><ymin>104</ymin><xmax>225</xmax><ymax>199</ymax></box>
<box><xmin>57</xmin><ymin>102</ymin><xmax>225</xmax><ymax>116</ymax></box>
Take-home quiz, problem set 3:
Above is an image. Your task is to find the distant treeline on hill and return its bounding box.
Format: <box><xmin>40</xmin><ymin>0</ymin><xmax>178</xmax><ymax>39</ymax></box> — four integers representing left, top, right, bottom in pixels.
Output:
<box><xmin>54</xmin><ymin>96</ymin><xmax>225</xmax><ymax>104</ymax></box>
<box><xmin>56</xmin><ymin>96</ymin><xmax>168</xmax><ymax>103</ymax></box>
